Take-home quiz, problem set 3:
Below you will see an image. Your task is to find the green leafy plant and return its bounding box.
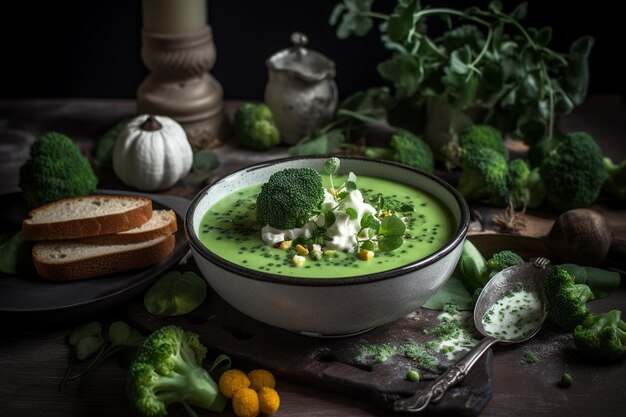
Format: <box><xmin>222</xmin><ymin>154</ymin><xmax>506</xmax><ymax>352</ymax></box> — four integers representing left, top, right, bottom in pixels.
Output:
<box><xmin>144</xmin><ymin>271</ymin><xmax>207</xmax><ymax>316</ymax></box>
<box><xmin>61</xmin><ymin>321</ymin><xmax>144</xmax><ymax>391</ymax></box>
<box><xmin>330</xmin><ymin>0</ymin><xmax>593</xmax><ymax>165</ymax></box>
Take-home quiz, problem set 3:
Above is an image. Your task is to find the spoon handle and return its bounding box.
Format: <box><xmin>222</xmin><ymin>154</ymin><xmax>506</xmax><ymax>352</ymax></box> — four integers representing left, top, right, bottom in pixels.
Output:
<box><xmin>393</xmin><ymin>336</ymin><xmax>498</xmax><ymax>413</ymax></box>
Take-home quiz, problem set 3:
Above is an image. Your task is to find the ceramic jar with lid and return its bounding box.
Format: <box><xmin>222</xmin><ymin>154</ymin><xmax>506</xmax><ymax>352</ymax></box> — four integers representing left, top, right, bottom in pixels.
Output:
<box><xmin>265</xmin><ymin>32</ymin><xmax>338</xmax><ymax>144</ymax></box>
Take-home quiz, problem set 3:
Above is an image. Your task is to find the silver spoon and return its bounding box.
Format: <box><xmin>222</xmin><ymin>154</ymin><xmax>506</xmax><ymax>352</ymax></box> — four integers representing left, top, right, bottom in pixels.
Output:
<box><xmin>394</xmin><ymin>257</ymin><xmax>552</xmax><ymax>413</ymax></box>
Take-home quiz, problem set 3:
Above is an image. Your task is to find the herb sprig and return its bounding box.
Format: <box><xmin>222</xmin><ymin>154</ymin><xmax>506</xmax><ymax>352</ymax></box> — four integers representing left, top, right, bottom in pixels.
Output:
<box><xmin>331</xmin><ymin>0</ymin><xmax>593</xmax><ymax>163</ymax></box>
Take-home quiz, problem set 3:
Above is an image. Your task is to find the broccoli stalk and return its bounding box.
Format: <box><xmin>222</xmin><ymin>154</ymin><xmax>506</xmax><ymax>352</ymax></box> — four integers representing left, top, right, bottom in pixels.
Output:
<box><xmin>128</xmin><ymin>326</ymin><xmax>226</xmax><ymax>417</ymax></box>
<box><xmin>507</xmin><ymin>159</ymin><xmax>545</xmax><ymax>209</ymax></box>
<box><xmin>454</xmin><ymin>239</ymin><xmax>487</xmax><ymax>292</ymax></box>
<box><xmin>234</xmin><ymin>103</ymin><xmax>281</xmax><ymax>150</ymax></box>
<box><xmin>573</xmin><ymin>310</ymin><xmax>626</xmax><ymax>362</ymax></box>
<box><xmin>602</xmin><ymin>157</ymin><xmax>626</xmax><ymax>201</ymax></box>
<box><xmin>256</xmin><ymin>168</ymin><xmax>325</xmax><ymax>229</ymax></box>
<box><xmin>457</xmin><ymin>146</ymin><xmax>509</xmax><ymax>205</ymax></box>
<box><xmin>544</xmin><ymin>266</ymin><xmax>595</xmax><ymax>330</ymax></box>
<box><xmin>19</xmin><ymin>132</ymin><xmax>98</xmax><ymax>208</ymax></box>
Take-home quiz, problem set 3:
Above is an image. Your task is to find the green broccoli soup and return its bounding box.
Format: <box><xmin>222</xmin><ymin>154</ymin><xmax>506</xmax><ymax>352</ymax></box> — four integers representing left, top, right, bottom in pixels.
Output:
<box><xmin>198</xmin><ymin>173</ymin><xmax>455</xmax><ymax>278</ymax></box>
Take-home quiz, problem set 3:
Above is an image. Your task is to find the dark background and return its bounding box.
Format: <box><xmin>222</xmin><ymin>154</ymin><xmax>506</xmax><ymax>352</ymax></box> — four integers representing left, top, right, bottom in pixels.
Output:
<box><xmin>1</xmin><ymin>0</ymin><xmax>621</xmax><ymax>100</ymax></box>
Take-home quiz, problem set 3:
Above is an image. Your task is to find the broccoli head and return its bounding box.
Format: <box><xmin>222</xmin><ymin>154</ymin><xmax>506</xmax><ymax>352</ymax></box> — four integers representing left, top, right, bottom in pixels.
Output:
<box><xmin>482</xmin><ymin>250</ymin><xmax>524</xmax><ymax>282</ymax></box>
<box><xmin>234</xmin><ymin>103</ymin><xmax>280</xmax><ymax>151</ymax></box>
<box><xmin>457</xmin><ymin>146</ymin><xmax>509</xmax><ymax>204</ymax></box>
<box><xmin>539</xmin><ymin>132</ymin><xmax>607</xmax><ymax>211</ymax></box>
<box><xmin>459</xmin><ymin>125</ymin><xmax>507</xmax><ymax>158</ymax></box>
<box><xmin>602</xmin><ymin>157</ymin><xmax>626</xmax><ymax>201</ymax></box>
<box><xmin>507</xmin><ymin>159</ymin><xmax>545</xmax><ymax>209</ymax></box>
<box><xmin>573</xmin><ymin>310</ymin><xmax>626</xmax><ymax>362</ymax></box>
<box><xmin>127</xmin><ymin>325</ymin><xmax>226</xmax><ymax>417</ymax></box>
<box><xmin>19</xmin><ymin>132</ymin><xmax>98</xmax><ymax>208</ymax></box>
<box><xmin>544</xmin><ymin>266</ymin><xmax>595</xmax><ymax>330</ymax></box>
<box><xmin>389</xmin><ymin>130</ymin><xmax>435</xmax><ymax>173</ymax></box>
<box><xmin>256</xmin><ymin>167</ymin><xmax>324</xmax><ymax>229</ymax></box>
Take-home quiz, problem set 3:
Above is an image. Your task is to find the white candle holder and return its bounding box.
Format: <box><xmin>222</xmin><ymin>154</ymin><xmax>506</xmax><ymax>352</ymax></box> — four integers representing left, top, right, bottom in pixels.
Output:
<box><xmin>137</xmin><ymin>25</ymin><xmax>228</xmax><ymax>150</ymax></box>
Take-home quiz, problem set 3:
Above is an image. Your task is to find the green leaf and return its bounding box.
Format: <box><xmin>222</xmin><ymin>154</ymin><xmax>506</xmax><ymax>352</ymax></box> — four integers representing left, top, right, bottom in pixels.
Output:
<box><xmin>510</xmin><ymin>2</ymin><xmax>528</xmax><ymax>20</ymax></box>
<box><xmin>144</xmin><ymin>271</ymin><xmax>207</xmax><ymax>316</ymax></box>
<box><xmin>379</xmin><ymin>215</ymin><xmax>406</xmax><ymax>236</ymax></box>
<box><xmin>488</xmin><ymin>1</ymin><xmax>503</xmax><ymax>14</ymax></box>
<box><xmin>93</xmin><ymin>119</ymin><xmax>129</xmax><ymax>167</ymax></box>
<box><xmin>192</xmin><ymin>151</ymin><xmax>220</xmax><ymax>173</ymax></box>
<box><xmin>361</xmin><ymin>213</ymin><xmax>380</xmax><ymax>231</ymax></box>
<box><xmin>69</xmin><ymin>322</ymin><xmax>103</xmax><ymax>346</ymax></box>
<box><xmin>449</xmin><ymin>47</ymin><xmax>472</xmax><ymax>75</ymax></box>
<box><xmin>453</xmin><ymin>74</ymin><xmax>478</xmax><ymax>109</ymax></box>
<box><xmin>329</xmin><ymin>3</ymin><xmax>347</xmax><ymax>25</ymax></box>
<box><xmin>560</xmin><ymin>264</ymin><xmax>620</xmax><ymax>299</ymax></box>
<box><xmin>387</xmin><ymin>0</ymin><xmax>417</xmax><ymax>42</ymax></box>
<box><xmin>439</xmin><ymin>25</ymin><xmax>484</xmax><ymax>52</ymax></box>
<box><xmin>324</xmin><ymin>211</ymin><xmax>336</xmax><ymax>227</ymax></box>
<box><xmin>400</xmin><ymin>204</ymin><xmax>414</xmax><ymax>213</ymax></box>
<box><xmin>346</xmin><ymin>208</ymin><xmax>358</xmax><ymax>219</ymax></box>
<box><xmin>563</xmin><ymin>53</ymin><xmax>591</xmax><ymax>105</ymax></box>
<box><xmin>345</xmin><ymin>181</ymin><xmax>357</xmax><ymax>192</ymax></box>
<box><xmin>570</xmin><ymin>36</ymin><xmax>594</xmax><ymax>57</ymax></box>
<box><xmin>361</xmin><ymin>240</ymin><xmax>376</xmax><ymax>251</ymax></box>
<box><xmin>377</xmin><ymin>54</ymin><xmax>424</xmax><ymax>98</ymax></box>
<box><xmin>333</xmin><ymin>0</ymin><xmax>374</xmax><ymax>38</ymax></box>
<box><xmin>108</xmin><ymin>321</ymin><xmax>131</xmax><ymax>347</ymax></box>
<box><xmin>368</xmin><ymin>193</ymin><xmax>385</xmax><ymax>211</ymax></box>
<box><xmin>423</xmin><ymin>273</ymin><xmax>476</xmax><ymax>310</ymax></box>
<box><xmin>378</xmin><ymin>235</ymin><xmax>404</xmax><ymax>252</ymax></box>
<box><xmin>76</xmin><ymin>336</ymin><xmax>105</xmax><ymax>361</ymax></box>
<box><xmin>288</xmin><ymin>131</ymin><xmax>346</xmax><ymax>156</ymax></box>
<box><xmin>325</xmin><ymin>157</ymin><xmax>341</xmax><ymax>175</ymax></box>
<box><xmin>535</xmin><ymin>27</ymin><xmax>552</xmax><ymax>47</ymax></box>
<box><xmin>553</xmin><ymin>85</ymin><xmax>575</xmax><ymax>114</ymax></box>
<box><xmin>0</xmin><ymin>231</ymin><xmax>34</xmax><ymax>274</ymax></box>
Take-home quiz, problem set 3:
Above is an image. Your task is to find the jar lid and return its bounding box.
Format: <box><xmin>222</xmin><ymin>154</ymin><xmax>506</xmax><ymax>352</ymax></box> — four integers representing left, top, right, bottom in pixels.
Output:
<box><xmin>266</xmin><ymin>32</ymin><xmax>336</xmax><ymax>82</ymax></box>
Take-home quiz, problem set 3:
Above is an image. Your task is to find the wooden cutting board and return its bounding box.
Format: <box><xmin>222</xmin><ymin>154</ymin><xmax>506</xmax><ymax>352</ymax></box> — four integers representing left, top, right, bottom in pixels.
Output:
<box><xmin>127</xmin><ymin>290</ymin><xmax>493</xmax><ymax>416</ymax></box>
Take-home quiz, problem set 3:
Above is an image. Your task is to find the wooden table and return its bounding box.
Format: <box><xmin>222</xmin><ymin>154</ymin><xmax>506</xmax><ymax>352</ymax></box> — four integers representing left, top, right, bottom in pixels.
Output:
<box><xmin>1</xmin><ymin>98</ymin><xmax>625</xmax><ymax>417</ymax></box>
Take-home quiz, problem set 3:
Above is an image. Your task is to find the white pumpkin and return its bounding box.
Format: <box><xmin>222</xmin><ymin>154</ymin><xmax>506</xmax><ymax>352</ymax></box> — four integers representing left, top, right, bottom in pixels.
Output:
<box><xmin>113</xmin><ymin>115</ymin><xmax>193</xmax><ymax>191</ymax></box>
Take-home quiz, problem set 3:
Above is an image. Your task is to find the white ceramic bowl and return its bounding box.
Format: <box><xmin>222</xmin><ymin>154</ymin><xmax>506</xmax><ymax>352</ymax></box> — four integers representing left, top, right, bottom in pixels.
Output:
<box><xmin>186</xmin><ymin>157</ymin><xmax>469</xmax><ymax>336</ymax></box>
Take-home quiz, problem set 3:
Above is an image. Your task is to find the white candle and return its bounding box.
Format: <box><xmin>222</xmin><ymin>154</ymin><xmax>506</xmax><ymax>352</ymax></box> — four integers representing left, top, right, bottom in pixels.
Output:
<box><xmin>142</xmin><ymin>0</ymin><xmax>207</xmax><ymax>34</ymax></box>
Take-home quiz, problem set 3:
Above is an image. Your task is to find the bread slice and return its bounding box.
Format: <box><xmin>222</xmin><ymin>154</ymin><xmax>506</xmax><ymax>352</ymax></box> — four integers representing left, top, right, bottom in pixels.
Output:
<box><xmin>33</xmin><ymin>234</ymin><xmax>176</xmax><ymax>281</ymax></box>
<box><xmin>22</xmin><ymin>195</ymin><xmax>153</xmax><ymax>241</ymax></box>
<box><xmin>77</xmin><ymin>210</ymin><xmax>177</xmax><ymax>245</ymax></box>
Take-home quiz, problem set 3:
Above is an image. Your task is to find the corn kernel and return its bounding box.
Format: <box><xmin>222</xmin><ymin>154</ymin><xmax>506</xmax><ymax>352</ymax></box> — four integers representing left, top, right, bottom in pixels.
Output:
<box><xmin>292</xmin><ymin>255</ymin><xmax>306</xmax><ymax>267</ymax></box>
<box><xmin>278</xmin><ymin>240</ymin><xmax>292</xmax><ymax>250</ymax></box>
<box><xmin>323</xmin><ymin>250</ymin><xmax>336</xmax><ymax>257</ymax></box>
<box><xmin>295</xmin><ymin>244</ymin><xmax>309</xmax><ymax>256</ymax></box>
<box><xmin>357</xmin><ymin>249</ymin><xmax>374</xmax><ymax>261</ymax></box>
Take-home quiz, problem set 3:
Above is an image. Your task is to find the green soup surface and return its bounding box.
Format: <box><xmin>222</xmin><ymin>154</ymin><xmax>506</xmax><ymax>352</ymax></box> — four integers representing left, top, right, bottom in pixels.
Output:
<box><xmin>199</xmin><ymin>175</ymin><xmax>455</xmax><ymax>278</ymax></box>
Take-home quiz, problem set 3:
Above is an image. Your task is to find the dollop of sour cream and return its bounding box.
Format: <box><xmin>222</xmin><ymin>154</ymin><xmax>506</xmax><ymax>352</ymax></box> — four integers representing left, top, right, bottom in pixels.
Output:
<box><xmin>261</xmin><ymin>189</ymin><xmax>377</xmax><ymax>251</ymax></box>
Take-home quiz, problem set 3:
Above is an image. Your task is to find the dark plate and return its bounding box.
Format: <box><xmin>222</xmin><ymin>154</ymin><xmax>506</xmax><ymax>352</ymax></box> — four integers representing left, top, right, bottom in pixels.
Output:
<box><xmin>0</xmin><ymin>190</ymin><xmax>190</xmax><ymax>323</ymax></box>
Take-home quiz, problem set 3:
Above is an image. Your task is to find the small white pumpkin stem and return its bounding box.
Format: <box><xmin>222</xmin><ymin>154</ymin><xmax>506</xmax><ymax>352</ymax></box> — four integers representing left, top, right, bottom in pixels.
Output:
<box><xmin>140</xmin><ymin>116</ymin><xmax>163</xmax><ymax>132</ymax></box>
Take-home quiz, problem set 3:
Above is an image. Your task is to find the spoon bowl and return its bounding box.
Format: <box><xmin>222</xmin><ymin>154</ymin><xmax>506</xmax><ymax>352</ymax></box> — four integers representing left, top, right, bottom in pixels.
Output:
<box><xmin>473</xmin><ymin>257</ymin><xmax>550</xmax><ymax>343</ymax></box>
<box><xmin>394</xmin><ymin>257</ymin><xmax>552</xmax><ymax>413</ymax></box>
